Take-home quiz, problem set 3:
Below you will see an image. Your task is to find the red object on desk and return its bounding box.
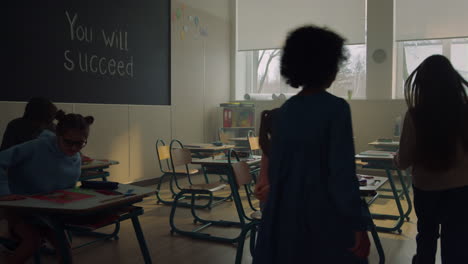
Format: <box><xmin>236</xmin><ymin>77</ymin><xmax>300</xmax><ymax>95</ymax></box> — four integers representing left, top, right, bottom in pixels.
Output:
<box><xmin>31</xmin><ymin>190</ymin><xmax>94</xmax><ymax>204</ymax></box>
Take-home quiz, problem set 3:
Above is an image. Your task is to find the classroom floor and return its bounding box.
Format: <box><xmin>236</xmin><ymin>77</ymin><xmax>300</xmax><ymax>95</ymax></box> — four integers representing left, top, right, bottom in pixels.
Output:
<box><xmin>2</xmin><ymin>173</ymin><xmax>442</xmax><ymax>264</ymax></box>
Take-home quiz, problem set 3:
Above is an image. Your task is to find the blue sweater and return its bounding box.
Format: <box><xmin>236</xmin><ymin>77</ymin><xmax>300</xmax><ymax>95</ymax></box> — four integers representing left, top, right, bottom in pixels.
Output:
<box><xmin>0</xmin><ymin>130</ymin><xmax>81</xmax><ymax>195</ymax></box>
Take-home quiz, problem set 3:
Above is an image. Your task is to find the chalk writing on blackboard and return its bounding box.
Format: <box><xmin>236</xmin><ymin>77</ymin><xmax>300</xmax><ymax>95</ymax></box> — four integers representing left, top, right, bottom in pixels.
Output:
<box><xmin>63</xmin><ymin>11</ymin><xmax>134</xmax><ymax>78</ymax></box>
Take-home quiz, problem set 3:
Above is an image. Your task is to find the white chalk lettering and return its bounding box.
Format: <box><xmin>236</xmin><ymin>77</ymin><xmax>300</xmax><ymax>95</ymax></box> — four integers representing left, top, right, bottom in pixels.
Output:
<box><xmin>64</xmin><ymin>50</ymin><xmax>75</xmax><ymax>71</ymax></box>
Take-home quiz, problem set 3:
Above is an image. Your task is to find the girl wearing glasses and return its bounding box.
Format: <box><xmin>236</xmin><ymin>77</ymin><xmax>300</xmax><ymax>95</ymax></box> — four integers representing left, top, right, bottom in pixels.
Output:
<box><xmin>0</xmin><ymin>112</ymin><xmax>94</xmax><ymax>264</ymax></box>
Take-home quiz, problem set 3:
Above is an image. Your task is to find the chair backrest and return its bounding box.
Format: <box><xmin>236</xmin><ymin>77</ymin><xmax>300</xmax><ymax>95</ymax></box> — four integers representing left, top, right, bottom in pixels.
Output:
<box><xmin>157</xmin><ymin>145</ymin><xmax>170</xmax><ymax>161</ymax></box>
<box><xmin>228</xmin><ymin>150</ymin><xmax>259</xmax><ymax>219</ymax></box>
<box><xmin>156</xmin><ymin>139</ymin><xmax>171</xmax><ymax>173</ymax></box>
<box><xmin>219</xmin><ymin>128</ymin><xmax>230</xmax><ymax>144</ymax></box>
<box><xmin>248</xmin><ymin>137</ymin><xmax>260</xmax><ymax>151</ymax></box>
<box><xmin>171</xmin><ymin>148</ymin><xmax>192</xmax><ymax>168</ymax></box>
<box><xmin>231</xmin><ymin>161</ymin><xmax>253</xmax><ymax>187</ymax></box>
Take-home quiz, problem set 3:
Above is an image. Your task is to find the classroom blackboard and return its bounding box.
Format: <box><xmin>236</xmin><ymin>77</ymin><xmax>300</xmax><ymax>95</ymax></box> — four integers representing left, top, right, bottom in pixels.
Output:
<box><xmin>3</xmin><ymin>0</ymin><xmax>170</xmax><ymax>105</ymax></box>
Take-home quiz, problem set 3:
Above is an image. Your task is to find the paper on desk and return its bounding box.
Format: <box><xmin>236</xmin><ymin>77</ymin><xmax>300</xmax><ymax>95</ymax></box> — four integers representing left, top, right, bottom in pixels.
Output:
<box><xmin>31</xmin><ymin>190</ymin><xmax>95</xmax><ymax>204</ymax></box>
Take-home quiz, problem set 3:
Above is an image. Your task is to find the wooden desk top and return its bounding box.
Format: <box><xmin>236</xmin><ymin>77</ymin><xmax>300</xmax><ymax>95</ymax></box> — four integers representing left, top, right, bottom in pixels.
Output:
<box><xmin>184</xmin><ymin>144</ymin><xmax>235</xmax><ymax>151</ymax></box>
<box><xmin>191</xmin><ymin>156</ymin><xmax>261</xmax><ymax>166</ymax></box>
<box><xmin>355</xmin><ymin>150</ymin><xmax>395</xmax><ymax>161</ymax></box>
<box><xmin>228</xmin><ymin>137</ymin><xmax>248</xmax><ymax>141</ymax></box>
<box><xmin>0</xmin><ymin>184</ymin><xmax>154</xmax><ymax>215</ymax></box>
<box><xmin>368</xmin><ymin>141</ymin><xmax>399</xmax><ymax>147</ymax></box>
<box><xmin>81</xmin><ymin>159</ymin><xmax>119</xmax><ymax>170</ymax></box>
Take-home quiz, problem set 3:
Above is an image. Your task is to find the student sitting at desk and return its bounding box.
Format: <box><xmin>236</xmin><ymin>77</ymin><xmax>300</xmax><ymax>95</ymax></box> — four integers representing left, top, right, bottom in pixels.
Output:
<box><xmin>396</xmin><ymin>55</ymin><xmax>468</xmax><ymax>264</ymax></box>
<box><xmin>253</xmin><ymin>26</ymin><xmax>369</xmax><ymax>264</ymax></box>
<box><xmin>0</xmin><ymin>112</ymin><xmax>94</xmax><ymax>264</ymax></box>
<box><xmin>0</xmin><ymin>97</ymin><xmax>61</xmax><ymax>151</ymax></box>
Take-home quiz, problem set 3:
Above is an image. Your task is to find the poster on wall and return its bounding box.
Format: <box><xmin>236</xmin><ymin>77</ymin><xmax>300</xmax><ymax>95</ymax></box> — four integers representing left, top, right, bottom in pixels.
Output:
<box><xmin>2</xmin><ymin>0</ymin><xmax>170</xmax><ymax>105</ymax></box>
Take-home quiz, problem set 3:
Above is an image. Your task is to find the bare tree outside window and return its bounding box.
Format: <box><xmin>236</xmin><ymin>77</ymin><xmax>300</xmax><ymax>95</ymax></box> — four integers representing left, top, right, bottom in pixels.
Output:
<box><xmin>241</xmin><ymin>44</ymin><xmax>367</xmax><ymax>99</ymax></box>
<box><xmin>330</xmin><ymin>45</ymin><xmax>366</xmax><ymax>99</ymax></box>
<box><xmin>253</xmin><ymin>49</ymin><xmax>281</xmax><ymax>94</ymax></box>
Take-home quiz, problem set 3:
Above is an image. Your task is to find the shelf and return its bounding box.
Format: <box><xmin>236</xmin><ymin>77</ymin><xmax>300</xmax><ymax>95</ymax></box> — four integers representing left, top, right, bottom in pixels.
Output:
<box><xmin>222</xmin><ymin>127</ymin><xmax>254</xmax><ymax>129</ymax></box>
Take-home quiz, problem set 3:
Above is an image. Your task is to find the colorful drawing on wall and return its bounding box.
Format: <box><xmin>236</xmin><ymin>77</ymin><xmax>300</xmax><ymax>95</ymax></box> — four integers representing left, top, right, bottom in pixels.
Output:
<box><xmin>174</xmin><ymin>4</ymin><xmax>206</xmax><ymax>40</ymax></box>
<box><xmin>176</xmin><ymin>8</ymin><xmax>182</xmax><ymax>19</ymax></box>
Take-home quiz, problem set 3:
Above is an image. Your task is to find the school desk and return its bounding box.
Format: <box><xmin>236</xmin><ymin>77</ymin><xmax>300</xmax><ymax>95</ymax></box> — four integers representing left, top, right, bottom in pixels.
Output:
<box><xmin>227</xmin><ymin>137</ymin><xmax>250</xmax><ymax>147</ymax></box>
<box><xmin>0</xmin><ymin>184</ymin><xmax>154</xmax><ymax>264</ymax></box>
<box><xmin>80</xmin><ymin>159</ymin><xmax>119</xmax><ymax>181</ymax></box>
<box><xmin>183</xmin><ymin>143</ymin><xmax>235</xmax><ymax>159</ymax></box>
<box><xmin>192</xmin><ymin>155</ymin><xmax>261</xmax><ymax>177</ymax></box>
<box><xmin>226</xmin><ymin>137</ymin><xmax>253</xmax><ymax>152</ymax></box>
<box><xmin>355</xmin><ymin>151</ymin><xmax>412</xmax><ymax>234</ymax></box>
<box><xmin>368</xmin><ymin>141</ymin><xmax>412</xmax><ymax>189</ymax></box>
<box><xmin>368</xmin><ymin>140</ymin><xmax>400</xmax><ymax>151</ymax></box>
<box><xmin>192</xmin><ymin>156</ymin><xmax>262</xmax><ymax>199</ymax></box>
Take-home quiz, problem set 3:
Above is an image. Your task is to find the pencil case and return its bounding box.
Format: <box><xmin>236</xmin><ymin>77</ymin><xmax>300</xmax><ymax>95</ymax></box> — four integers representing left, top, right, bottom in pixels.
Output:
<box><xmin>81</xmin><ymin>181</ymin><xmax>119</xmax><ymax>190</ymax></box>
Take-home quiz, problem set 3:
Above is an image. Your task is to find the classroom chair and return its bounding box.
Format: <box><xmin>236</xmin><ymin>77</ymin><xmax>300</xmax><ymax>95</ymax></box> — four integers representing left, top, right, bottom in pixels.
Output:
<box><xmin>169</xmin><ymin>150</ymin><xmax>260</xmax><ymax>264</ymax></box>
<box><xmin>248</xmin><ymin>136</ymin><xmax>260</xmax><ymax>158</ymax></box>
<box><xmin>155</xmin><ymin>139</ymin><xmax>199</xmax><ymax>206</ymax></box>
<box><xmin>245</xmin><ymin>131</ymin><xmax>261</xmax><ymax>196</ymax></box>
<box><xmin>218</xmin><ymin>128</ymin><xmax>230</xmax><ymax>144</ymax></box>
<box><xmin>167</xmin><ymin>141</ymin><xmax>231</xmax><ymax>209</ymax></box>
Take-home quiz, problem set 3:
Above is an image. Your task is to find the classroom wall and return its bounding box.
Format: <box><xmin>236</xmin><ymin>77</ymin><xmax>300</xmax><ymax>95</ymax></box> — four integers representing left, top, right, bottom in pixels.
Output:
<box><xmin>0</xmin><ymin>0</ymin><xmax>231</xmax><ymax>183</ymax></box>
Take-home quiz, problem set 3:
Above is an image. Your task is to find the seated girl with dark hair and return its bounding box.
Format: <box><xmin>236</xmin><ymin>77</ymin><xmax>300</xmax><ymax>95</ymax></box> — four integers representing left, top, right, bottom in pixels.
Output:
<box><xmin>0</xmin><ymin>112</ymin><xmax>94</xmax><ymax>264</ymax></box>
<box><xmin>0</xmin><ymin>97</ymin><xmax>62</xmax><ymax>151</ymax></box>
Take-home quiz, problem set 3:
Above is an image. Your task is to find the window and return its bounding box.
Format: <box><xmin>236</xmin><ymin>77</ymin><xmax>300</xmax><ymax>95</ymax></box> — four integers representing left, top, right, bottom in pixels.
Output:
<box><xmin>329</xmin><ymin>44</ymin><xmax>367</xmax><ymax>99</ymax></box>
<box><xmin>253</xmin><ymin>49</ymin><xmax>281</xmax><ymax>94</ymax></box>
<box><xmin>238</xmin><ymin>44</ymin><xmax>367</xmax><ymax>100</ymax></box>
<box><xmin>451</xmin><ymin>38</ymin><xmax>468</xmax><ymax>81</ymax></box>
<box><xmin>394</xmin><ymin>38</ymin><xmax>468</xmax><ymax>99</ymax></box>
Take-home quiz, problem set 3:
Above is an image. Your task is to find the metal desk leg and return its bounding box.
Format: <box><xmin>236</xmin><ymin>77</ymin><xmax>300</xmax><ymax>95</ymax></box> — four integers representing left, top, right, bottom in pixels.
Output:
<box><xmin>362</xmin><ymin>199</ymin><xmax>385</xmax><ymax>264</ymax></box>
<box><xmin>370</xmin><ymin>222</ymin><xmax>385</xmax><ymax>264</ymax></box>
<box><xmin>372</xmin><ymin>168</ymin><xmax>406</xmax><ymax>234</ymax></box>
<box><xmin>131</xmin><ymin>215</ymin><xmax>152</xmax><ymax>264</ymax></box>
<box><xmin>201</xmin><ymin>165</ymin><xmax>211</xmax><ymax>184</ymax></box>
<box><xmin>404</xmin><ymin>169</ymin><xmax>412</xmax><ymax>191</ymax></box>
<box><xmin>396</xmin><ymin>169</ymin><xmax>412</xmax><ymax>221</ymax></box>
<box><xmin>52</xmin><ymin>224</ymin><xmax>72</xmax><ymax>264</ymax></box>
